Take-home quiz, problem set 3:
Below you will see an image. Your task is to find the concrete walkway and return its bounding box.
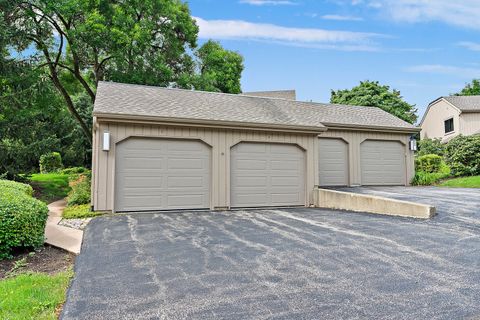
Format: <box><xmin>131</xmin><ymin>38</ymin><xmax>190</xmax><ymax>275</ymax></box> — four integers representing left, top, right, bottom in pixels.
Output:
<box><xmin>45</xmin><ymin>199</ymin><xmax>83</xmax><ymax>254</ymax></box>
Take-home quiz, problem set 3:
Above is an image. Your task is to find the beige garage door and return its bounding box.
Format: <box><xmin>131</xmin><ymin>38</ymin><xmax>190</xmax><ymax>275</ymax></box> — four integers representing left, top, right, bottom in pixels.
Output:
<box><xmin>115</xmin><ymin>138</ymin><xmax>210</xmax><ymax>212</ymax></box>
<box><xmin>360</xmin><ymin>140</ymin><xmax>406</xmax><ymax>186</ymax></box>
<box><xmin>318</xmin><ymin>138</ymin><xmax>349</xmax><ymax>186</ymax></box>
<box><xmin>230</xmin><ymin>142</ymin><xmax>305</xmax><ymax>207</ymax></box>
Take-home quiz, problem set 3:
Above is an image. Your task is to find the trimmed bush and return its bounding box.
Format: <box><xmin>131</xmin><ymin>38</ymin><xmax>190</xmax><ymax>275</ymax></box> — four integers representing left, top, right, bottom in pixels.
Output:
<box><xmin>0</xmin><ymin>179</ymin><xmax>33</xmax><ymax>196</ymax></box>
<box><xmin>411</xmin><ymin>162</ymin><xmax>451</xmax><ymax>186</ymax></box>
<box><xmin>67</xmin><ymin>174</ymin><xmax>91</xmax><ymax>206</ymax></box>
<box><xmin>39</xmin><ymin>152</ymin><xmax>63</xmax><ymax>173</ymax></box>
<box><xmin>415</xmin><ymin>154</ymin><xmax>443</xmax><ymax>173</ymax></box>
<box><xmin>417</xmin><ymin>138</ymin><xmax>445</xmax><ymax>157</ymax></box>
<box><xmin>0</xmin><ymin>180</ymin><xmax>48</xmax><ymax>259</ymax></box>
<box><xmin>445</xmin><ymin>135</ymin><xmax>480</xmax><ymax>176</ymax></box>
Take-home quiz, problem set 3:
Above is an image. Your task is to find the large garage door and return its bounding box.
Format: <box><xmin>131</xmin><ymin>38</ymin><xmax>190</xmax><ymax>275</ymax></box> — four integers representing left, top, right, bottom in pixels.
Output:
<box><xmin>115</xmin><ymin>138</ymin><xmax>210</xmax><ymax>212</ymax></box>
<box><xmin>318</xmin><ymin>138</ymin><xmax>349</xmax><ymax>186</ymax></box>
<box><xmin>360</xmin><ymin>140</ymin><xmax>406</xmax><ymax>186</ymax></box>
<box><xmin>230</xmin><ymin>143</ymin><xmax>305</xmax><ymax>207</ymax></box>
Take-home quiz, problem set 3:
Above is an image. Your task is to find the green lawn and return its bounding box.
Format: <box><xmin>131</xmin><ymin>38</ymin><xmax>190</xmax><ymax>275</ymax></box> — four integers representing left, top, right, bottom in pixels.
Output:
<box><xmin>440</xmin><ymin>175</ymin><xmax>480</xmax><ymax>188</ymax></box>
<box><xmin>62</xmin><ymin>204</ymin><xmax>103</xmax><ymax>219</ymax></box>
<box><xmin>29</xmin><ymin>173</ymin><xmax>70</xmax><ymax>203</ymax></box>
<box><xmin>0</xmin><ymin>271</ymin><xmax>72</xmax><ymax>320</ymax></box>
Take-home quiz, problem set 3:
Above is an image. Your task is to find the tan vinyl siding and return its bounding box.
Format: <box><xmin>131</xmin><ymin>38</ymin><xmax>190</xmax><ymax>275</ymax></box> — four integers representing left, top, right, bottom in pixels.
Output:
<box><xmin>319</xmin><ymin>129</ymin><xmax>414</xmax><ymax>186</ymax></box>
<box><xmin>93</xmin><ymin>120</ymin><xmax>319</xmax><ymax>211</ymax></box>
<box><xmin>460</xmin><ymin>113</ymin><xmax>480</xmax><ymax>136</ymax></box>
<box><xmin>420</xmin><ymin>100</ymin><xmax>461</xmax><ymax>141</ymax></box>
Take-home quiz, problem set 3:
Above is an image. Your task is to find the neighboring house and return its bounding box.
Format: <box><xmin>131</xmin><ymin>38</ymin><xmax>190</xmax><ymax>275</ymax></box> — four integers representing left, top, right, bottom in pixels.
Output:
<box><xmin>91</xmin><ymin>81</ymin><xmax>419</xmax><ymax>212</ymax></box>
<box><xmin>420</xmin><ymin>96</ymin><xmax>480</xmax><ymax>142</ymax></box>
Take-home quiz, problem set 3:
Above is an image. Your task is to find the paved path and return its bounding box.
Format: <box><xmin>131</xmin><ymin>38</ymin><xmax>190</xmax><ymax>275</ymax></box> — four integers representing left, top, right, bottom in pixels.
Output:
<box><xmin>45</xmin><ymin>199</ymin><xmax>83</xmax><ymax>254</ymax></box>
<box><xmin>62</xmin><ymin>187</ymin><xmax>480</xmax><ymax>319</ymax></box>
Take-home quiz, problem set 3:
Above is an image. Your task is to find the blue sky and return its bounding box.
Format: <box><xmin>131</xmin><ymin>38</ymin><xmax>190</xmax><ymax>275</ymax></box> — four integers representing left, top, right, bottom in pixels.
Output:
<box><xmin>189</xmin><ymin>0</ymin><xmax>480</xmax><ymax>121</ymax></box>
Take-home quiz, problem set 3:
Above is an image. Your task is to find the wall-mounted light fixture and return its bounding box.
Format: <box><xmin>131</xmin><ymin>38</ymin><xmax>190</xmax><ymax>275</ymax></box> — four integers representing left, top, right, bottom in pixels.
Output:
<box><xmin>409</xmin><ymin>137</ymin><xmax>417</xmax><ymax>151</ymax></box>
<box><xmin>103</xmin><ymin>131</ymin><xmax>110</xmax><ymax>151</ymax></box>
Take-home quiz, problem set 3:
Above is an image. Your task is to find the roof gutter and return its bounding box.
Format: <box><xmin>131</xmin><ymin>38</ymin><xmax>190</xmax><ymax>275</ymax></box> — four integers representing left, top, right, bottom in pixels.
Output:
<box><xmin>93</xmin><ymin>112</ymin><xmax>327</xmax><ymax>134</ymax></box>
<box><xmin>323</xmin><ymin>123</ymin><xmax>421</xmax><ymax>133</ymax></box>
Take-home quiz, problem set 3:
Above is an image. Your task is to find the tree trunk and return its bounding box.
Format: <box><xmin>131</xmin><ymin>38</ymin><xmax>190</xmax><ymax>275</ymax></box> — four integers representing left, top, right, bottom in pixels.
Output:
<box><xmin>51</xmin><ymin>72</ymin><xmax>92</xmax><ymax>143</ymax></box>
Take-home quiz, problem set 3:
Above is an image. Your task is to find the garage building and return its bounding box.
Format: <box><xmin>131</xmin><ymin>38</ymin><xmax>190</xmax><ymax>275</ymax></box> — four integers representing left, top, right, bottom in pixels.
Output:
<box><xmin>92</xmin><ymin>82</ymin><xmax>419</xmax><ymax>212</ymax></box>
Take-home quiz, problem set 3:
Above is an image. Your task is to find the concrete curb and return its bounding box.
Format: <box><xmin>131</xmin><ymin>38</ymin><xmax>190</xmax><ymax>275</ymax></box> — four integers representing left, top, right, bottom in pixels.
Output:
<box><xmin>315</xmin><ymin>188</ymin><xmax>436</xmax><ymax>219</ymax></box>
<box><xmin>45</xmin><ymin>199</ymin><xmax>83</xmax><ymax>254</ymax></box>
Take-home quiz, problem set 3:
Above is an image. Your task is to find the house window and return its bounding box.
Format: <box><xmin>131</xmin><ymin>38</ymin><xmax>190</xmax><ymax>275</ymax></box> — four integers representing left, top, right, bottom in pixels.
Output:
<box><xmin>444</xmin><ymin>118</ymin><xmax>454</xmax><ymax>134</ymax></box>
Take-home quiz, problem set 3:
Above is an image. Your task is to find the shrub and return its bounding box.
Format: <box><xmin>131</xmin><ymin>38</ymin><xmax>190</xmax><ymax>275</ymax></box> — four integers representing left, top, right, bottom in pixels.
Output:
<box><xmin>417</xmin><ymin>138</ymin><xmax>445</xmax><ymax>157</ymax></box>
<box><xmin>0</xmin><ymin>179</ymin><xmax>33</xmax><ymax>196</ymax></box>
<box><xmin>67</xmin><ymin>174</ymin><xmax>91</xmax><ymax>206</ymax></box>
<box><xmin>445</xmin><ymin>135</ymin><xmax>480</xmax><ymax>176</ymax></box>
<box><xmin>0</xmin><ymin>180</ymin><xmax>49</xmax><ymax>259</ymax></box>
<box><xmin>415</xmin><ymin>154</ymin><xmax>443</xmax><ymax>173</ymax></box>
<box><xmin>411</xmin><ymin>162</ymin><xmax>451</xmax><ymax>186</ymax></box>
<box><xmin>39</xmin><ymin>152</ymin><xmax>63</xmax><ymax>173</ymax></box>
<box><xmin>60</xmin><ymin>167</ymin><xmax>89</xmax><ymax>175</ymax></box>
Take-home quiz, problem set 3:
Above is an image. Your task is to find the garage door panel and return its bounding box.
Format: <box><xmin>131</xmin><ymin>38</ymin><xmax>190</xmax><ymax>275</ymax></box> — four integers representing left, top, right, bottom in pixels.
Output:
<box><xmin>167</xmin><ymin>158</ymin><xmax>206</xmax><ymax>170</ymax></box>
<box><xmin>319</xmin><ymin>138</ymin><xmax>349</xmax><ymax>186</ymax></box>
<box><xmin>124</xmin><ymin>176</ymin><xmax>164</xmax><ymax>188</ymax></box>
<box><xmin>271</xmin><ymin>193</ymin><xmax>302</xmax><ymax>203</ymax></box>
<box><xmin>235</xmin><ymin>176</ymin><xmax>269</xmax><ymax>187</ymax></box>
<box><xmin>115</xmin><ymin>138</ymin><xmax>210</xmax><ymax>211</ymax></box>
<box><xmin>167</xmin><ymin>176</ymin><xmax>205</xmax><ymax>188</ymax></box>
<box><xmin>231</xmin><ymin>143</ymin><xmax>305</xmax><ymax>207</ymax></box>
<box><xmin>167</xmin><ymin>194</ymin><xmax>207</xmax><ymax>207</ymax></box>
<box><xmin>271</xmin><ymin>176</ymin><xmax>301</xmax><ymax>186</ymax></box>
<box><xmin>270</xmin><ymin>159</ymin><xmax>301</xmax><ymax>170</ymax></box>
<box><xmin>361</xmin><ymin>140</ymin><xmax>405</xmax><ymax>186</ymax></box>
<box><xmin>235</xmin><ymin>159</ymin><xmax>268</xmax><ymax>170</ymax></box>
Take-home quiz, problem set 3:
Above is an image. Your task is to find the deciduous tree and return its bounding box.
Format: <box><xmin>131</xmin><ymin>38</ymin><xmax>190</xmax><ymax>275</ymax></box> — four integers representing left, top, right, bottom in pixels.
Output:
<box><xmin>330</xmin><ymin>80</ymin><xmax>418</xmax><ymax>124</ymax></box>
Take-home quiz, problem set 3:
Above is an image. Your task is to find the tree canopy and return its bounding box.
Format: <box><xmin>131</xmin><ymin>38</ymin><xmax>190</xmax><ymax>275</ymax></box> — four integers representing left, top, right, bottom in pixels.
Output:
<box><xmin>455</xmin><ymin>79</ymin><xmax>480</xmax><ymax>96</ymax></box>
<box><xmin>1</xmin><ymin>0</ymin><xmax>244</xmax><ymax>140</ymax></box>
<box><xmin>330</xmin><ymin>80</ymin><xmax>418</xmax><ymax>124</ymax></box>
<box><xmin>193</xmin><ymin>40</ymin><xmax>244</xmax><ymax>94</ymax></box>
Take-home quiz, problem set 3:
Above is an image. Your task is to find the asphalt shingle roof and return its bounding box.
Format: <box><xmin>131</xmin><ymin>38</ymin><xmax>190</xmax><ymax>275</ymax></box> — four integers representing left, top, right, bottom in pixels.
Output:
<box><xmin>443</xmin><ymin>96</ymin><xmax>480</xmax><ymax>112</ymax></box>
<box><xmin>94</xmin><ymin>82</ymin><xmax>416</xmax><ymax>130</ymax></box>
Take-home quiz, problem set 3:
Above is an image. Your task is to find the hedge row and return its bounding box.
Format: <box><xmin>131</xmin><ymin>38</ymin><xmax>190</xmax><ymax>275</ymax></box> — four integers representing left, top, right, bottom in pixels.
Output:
<box><xmin>418</xmin><ymin>135</ymin><xmax>480</xmax><ymax>177</ymax></box>
<box><xmin>0</xmin><ymin>180</ymin><xmax>49</xmax><ymax>259</ymax></box>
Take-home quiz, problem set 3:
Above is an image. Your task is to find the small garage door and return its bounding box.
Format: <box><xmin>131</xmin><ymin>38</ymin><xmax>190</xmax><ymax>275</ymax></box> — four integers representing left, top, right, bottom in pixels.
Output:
<box><xmin>318</xmin><ymin>138</ymin><xmax>349</xmax><ymax>186</ymax></box>
<box><xmin>360</xmin><ymin>140</ymin><xmax>406</xmax><ymax>186</ymax></box>
<box><xmin>230</xmin><ymin>143</ymin><xmax>305</xmax><ymax>207</ymax></box>
<box><xmin>115</xmin><ymin>138</ymin><xmax>210</xmax><ymax>212</ymax></box>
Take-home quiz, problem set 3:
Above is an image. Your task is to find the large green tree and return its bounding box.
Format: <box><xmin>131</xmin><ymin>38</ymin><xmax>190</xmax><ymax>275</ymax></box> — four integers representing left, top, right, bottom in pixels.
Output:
<box><xmin>193</xmin><ymin>40</ymin><xmax>244</xmax><ymax>94</ymax></box>
<box><xmin>0</xmin><ymin>57</ymin><xmax>91</xmax><ymax>178</ymax></box>
<box><xmin>455</xmin><ymin>79</ymin><xmax>480</xmax><ymax>96</ymax></box>
<box><xmin>330</xmin><ymin>80</ymin><xmax>418</xmax><ymax>124</ymax></box>
<box><xmin>1</xmin><ymin>0</ymin><xmax>200</xmax><ymax>140</ymax></box>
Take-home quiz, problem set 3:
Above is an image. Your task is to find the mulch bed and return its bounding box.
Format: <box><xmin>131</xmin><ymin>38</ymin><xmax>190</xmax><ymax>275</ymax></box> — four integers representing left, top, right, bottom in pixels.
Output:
<box><xmin>0</xmin><ymin>245</ymin><xmax>75</xmax><ymax>279</ymax></box>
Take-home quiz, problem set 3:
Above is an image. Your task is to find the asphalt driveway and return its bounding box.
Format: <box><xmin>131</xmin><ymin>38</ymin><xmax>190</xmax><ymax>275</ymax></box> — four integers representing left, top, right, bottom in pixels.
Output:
<box><xmin>62</xmin><ymin>187</ymin><xmax>480</xmax><ymax>319</ymax></box>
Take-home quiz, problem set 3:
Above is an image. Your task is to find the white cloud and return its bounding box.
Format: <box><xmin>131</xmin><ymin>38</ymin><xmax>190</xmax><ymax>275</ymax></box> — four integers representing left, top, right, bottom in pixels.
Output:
<box><xmin>363</xmin><ymin>0</ymin><xmax>480</xmax><ymax>29</ymax></box>
<box><xmin>458</xmin><ymin>41</ymin><xmax>480</xmax><ymax>51</ymax></box>
<box><xmin>194</xmin><ymin>17</ymin><xmax>381</xmax><ymax>51</ymax></box>
<box><xmin>321</xmin><ymin>14</ymin><xmax>363</xmax><ymax>21</ymax></box>
<box><xmin>239</xmin><ymin>0</ymin><xmax>297</xmax><ymax>5</ymax></box>
<box><xmin>405</xmin><ymin>64</ymin><xmax>480</xmax><ymax>78</ymax></box>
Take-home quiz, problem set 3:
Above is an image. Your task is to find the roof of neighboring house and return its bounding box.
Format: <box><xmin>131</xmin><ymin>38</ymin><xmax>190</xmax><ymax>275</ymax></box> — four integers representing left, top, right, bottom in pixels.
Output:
<box><xmin>94</xmin><ymin>82</ymin><xmax>418</xmax><ymax>132</ymax></box>
<box><xmin>443</xmin><ymin>96</ymin><xmax>480</xmax><ymax>112</ymax></box>
<box><xmin>243</xmin><ymin>90</ymin><xmax>296</xmax><ymax>100</ymax></box>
